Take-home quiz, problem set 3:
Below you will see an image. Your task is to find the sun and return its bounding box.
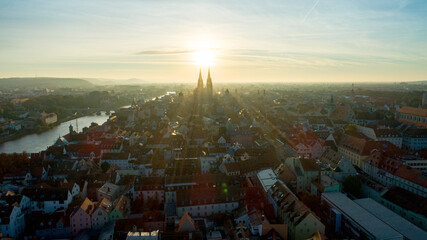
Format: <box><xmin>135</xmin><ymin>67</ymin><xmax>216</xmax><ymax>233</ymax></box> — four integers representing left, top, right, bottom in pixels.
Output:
<box><xmin>193</xmin><ymin>49</ymin><xmax>215</xmax><ymax>67</ymax></box>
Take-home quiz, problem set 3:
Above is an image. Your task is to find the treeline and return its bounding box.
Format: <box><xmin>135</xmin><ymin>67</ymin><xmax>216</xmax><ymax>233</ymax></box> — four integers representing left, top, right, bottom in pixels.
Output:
<box><xmin>22</xmin><ymin>91</ymin><xmax>129</xmax><ymax>120</ymax></box>
<box><xmin>0</xmin><ymin>153</ymin><xmax>31</xmax><ymax>180</ymax></box>
<box><xmin>355</xmin><ymin>89</ymin><xmax>423</xmax><ymax>107</ymax></box>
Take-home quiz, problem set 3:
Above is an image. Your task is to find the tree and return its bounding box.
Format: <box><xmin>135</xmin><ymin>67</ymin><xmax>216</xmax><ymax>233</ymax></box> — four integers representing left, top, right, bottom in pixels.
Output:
<box><xmin>345</xmin><ymin>124</ymin><xmax>357</xmax><ymax>133</ymax></box>
<box><xmin>100</xmin><ymin>162</ymin><xmax>110</xmax><ymax>172</ymax></box>
<box><xmin>343</xmin><ymin>175</ymin><xmax>362</xmax><ymax>198</ymax></box>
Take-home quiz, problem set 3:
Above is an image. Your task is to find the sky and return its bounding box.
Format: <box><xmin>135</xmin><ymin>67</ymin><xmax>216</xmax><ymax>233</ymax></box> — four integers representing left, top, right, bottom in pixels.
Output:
<box><xmin>0</xmin><ymin>0</ymin><xmax>426</xmax><ymax>83</ymax></box>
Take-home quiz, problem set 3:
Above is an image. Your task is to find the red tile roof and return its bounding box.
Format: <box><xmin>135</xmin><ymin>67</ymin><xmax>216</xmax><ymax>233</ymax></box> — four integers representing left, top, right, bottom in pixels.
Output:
<box><xmin>398</xmin><ymin>106</ymin><xmax>427</xmax><ymax>117</ymax></box>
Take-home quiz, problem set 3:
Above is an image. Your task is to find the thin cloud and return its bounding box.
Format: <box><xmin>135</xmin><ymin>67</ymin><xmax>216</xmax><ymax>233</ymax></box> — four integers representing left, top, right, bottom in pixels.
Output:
<box><xmin>136</xmin><ymin>50</ymin><xmax>196</xmax><ymax>55</ymax></box>
<box><xmin>302</xmin><ymin>0</ymin><xmax>320</xmax><ymax>23</ymax></box>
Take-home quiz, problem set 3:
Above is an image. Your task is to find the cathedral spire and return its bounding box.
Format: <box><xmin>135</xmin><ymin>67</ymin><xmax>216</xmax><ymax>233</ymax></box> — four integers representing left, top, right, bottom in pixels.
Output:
<box><xmin>206</xmin><ymin>67</ymin><xmax>213</xmax><ymax>96</ymax></box>
<box><xmin>197</xmin><ymin>68</ymin><xmax>204</xmax><ymax>89</ymax></box>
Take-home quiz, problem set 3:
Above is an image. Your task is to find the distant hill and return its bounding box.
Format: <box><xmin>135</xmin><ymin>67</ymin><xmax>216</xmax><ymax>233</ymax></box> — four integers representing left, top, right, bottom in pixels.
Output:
<box><xmin>84</xmin><ymin>78</ymin><xmax>148</xmax><ymax>85</ymax></box>
<box><xmin>0</xmin><ymin>77</ymin><xmax>95</xmax><ymax>89</ymax></box>
<box><xmin>403</xmin><ymin>80</ymin><xmax>427</xmax><ymax>84</ymax></box>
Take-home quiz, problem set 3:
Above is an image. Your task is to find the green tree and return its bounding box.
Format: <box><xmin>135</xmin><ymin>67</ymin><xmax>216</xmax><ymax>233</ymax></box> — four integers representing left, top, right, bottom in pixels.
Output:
<box><xmin>343</xmin><ymin>175</ymin><xmax>362</xmax><ymax>198</ymax></box>
<box><xmin>100</xmin><ymin>162</ymin><xmax>110</xmax><ymax>172</ymax></box>
<box><xmin>345</xmin><ymin>124</ymin><xmax>357</xmax><ymax>133</ymax></box>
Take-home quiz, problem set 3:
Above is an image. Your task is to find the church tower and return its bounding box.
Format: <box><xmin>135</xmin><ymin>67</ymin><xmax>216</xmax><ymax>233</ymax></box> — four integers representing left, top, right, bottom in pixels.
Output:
<box><xmin>197</xmin><ymin>68</ymin><xmax>204</xmax><ymax>91</ymax></box>
<box><xmin>206</xmin><ymin>67</ymin><xmax>213</xmax><ymax>97</ymax></box>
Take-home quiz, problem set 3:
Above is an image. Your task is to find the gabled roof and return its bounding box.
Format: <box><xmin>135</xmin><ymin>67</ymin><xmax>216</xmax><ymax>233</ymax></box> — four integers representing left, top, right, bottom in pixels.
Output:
<box><xmin>74</xmin><ymin>198</ymin><xmax>95</xmax><ymax>216</ymax></box>
<box><xmin>177</xmin><ymin>212</ymin><xmax>197</xmax><ymax>232</ymax></box>
<box><xmin>113</xmin><ymin>195</ymin><xmax>130</xmax><ymax>217</ymax></box>
<box><xmin>300</xmin><ymin>158</ymin><xmax>320</xmax><ymax>172</ymax></box>
<box><xmin>22</xmin><ymin>187</ymin><xmax>69</xmax><ymax>202</ymax></box>
<box><xmin>261</xmin><ymin>219</ymin><xmax>287</xmax><ymax>239</ymax></box>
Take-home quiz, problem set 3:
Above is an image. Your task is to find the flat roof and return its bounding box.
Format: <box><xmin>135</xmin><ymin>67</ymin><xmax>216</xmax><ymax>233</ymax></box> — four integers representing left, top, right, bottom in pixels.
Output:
<box><xmin>322</xmin><ymin>192</ymin><xmax>403</xmax><ymax>240</ymax></box>
<box><xmin>354</xmin><ymin>198</ymin><xmax>427</xmax><ymax>240</ymax></box>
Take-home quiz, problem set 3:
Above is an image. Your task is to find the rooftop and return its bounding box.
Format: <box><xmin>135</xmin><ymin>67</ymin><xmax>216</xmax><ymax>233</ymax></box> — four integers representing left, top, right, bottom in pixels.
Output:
<box><xmin>355</xmin><ymin>198</ymin><xmax>427</xmax><ymax>240</ymax></box>
<box><xmin>382</xmin><ymin>187</ymin><xmax>427</xmax><ymax>217</ymax></box>
<box><xmin>398</xmin><ymin>106</ymin><xmax>427</xmax><ymax>117</ymax></box>
<box><xmin>322</xmin><ymin>192</ymin><xmax>403</xmax><ymax>240</ymax></box>
<box><xmin>257</xmin><ymin>168</ymin><xmax>278</xmax><ymax>192</ymax></box>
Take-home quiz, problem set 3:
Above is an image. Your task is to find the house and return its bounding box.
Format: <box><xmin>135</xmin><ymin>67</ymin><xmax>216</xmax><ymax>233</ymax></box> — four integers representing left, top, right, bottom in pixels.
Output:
<box><xmin>177</xmin><ymin>211</ymin><xmax>197</xmax><ymax>232</ymax></box>
<box><xmin>135</xmin><ymin>177</ymin><xmax>164</xmax><ymax>204</ymax></box>
<box><xmin>402</xmin><ymin>128</ymin><xmax>427</xmax><ymax>151</ymax></box>
<box><xmin>40</xmin><ymin>112</ymin><xmax>58</xmax><ymax>125</ymax></box>
<box><xmin>356</xmin><ymin>125</ymin><xmax>403</xmax><ymax>148</ymax></box>
<box><xmin>338</xmin><ymin>133</ymin><xmax>403</xmax><ymax>168</ymax></box>
<box><xmin>22</xmin><ymin>186</ymin><xmax>73</xmax><ymax>213</ymax></box>
<box><xmin>141</xmin><ymin>211</ymin><xmax>165</xmax><ymax>232</ymax></box>
<box><xmin>97</xmin><ymin>182</ymin><xmax>122</xmax><ymax>201</ymax></box>
<box><xmin>31</xmin><ymin>211</ymin><xmax>71</xmax><ymax>239</ymax></box>
<box><xmin>92</xmin><ymin>198</ymin><xmax>112</xmax><ymax>230</ymax></box>
<box><xmin>260</xmin><ymin>218</ymin><xmax>288</xmax><ymax>240</ymax></box>
<box><xmin>61</xmin><ymin>181</ymin><xmax>81</xmax><ymax>198</ymax></box>
<box><xmin>351</xmin><ymin>111</ymin><xmax>383</xmax><ymax>126</ymax></box>
<box><xmin>175</xmin><ymin>187</ymin><xmax>239</xmax><ymax>218</ymax></box>
<box><xmin>100</xmin><ymin>152</ymin><xmax>136</xmax><ymax>170</ymax></box>
<box><xmin>31</xmin><ymin>166</ymin><xmax>48</xmax><ymax>180</ymax></box>
<box><xmin>1</xmin><ymin>192</ymin><xmax>31</xmax><ymax>214</ymax></box>
<box><xmin>268</xmin><ymin>180</ymin><xmax>325</xmax><ymax>240</ymax></box>
<box><xmin>110</xmin><ymin>195</ymin><xmax>130</xmax><ymax>220</ymax></box>
<box><xmin>283</xmin><ymin>157</ymin><xmax>320</xmax><ymax>193</ymax></box>
<box><xmin>363</xmin><ymin>150</ymin><xmax>427</xmax><ymax>197</ymax></box>
<box><xmin>318</xmin><ymin>149</ymin><xmax>357</xmax><ymax>182</ymax></box>
<box><xmin>229</xmin><ymin>129</ymin><xmax>254</xmax><ymax>147</ymax></box>
<box><xmin>234</xmin><ymin>208</ymin><xmax>264</xmax><ymax>236</ymax></box>
<box><xmin>70</xmin><ymin>198</ymin><xmax>95</xmax><ymax>236</ymax></box>
<box><xmin>311</xmin><ymin>175</ymin><xmax>340</xmax><ymax>196</ymax></box>
<box><xmin>396</xmin><ymin>106</ymin><xmax>427</xmax><ymax>128</ymax></box>
<box><xmin>0</xmin><ymin>200</ymin><xmax>26</xmax><ymax>239</ymax></box>
<box><xmin>200</xmin><ymin>156</ymin><xmax>218</xmax><ymax>174</ymax></box>
<box><xmin>3</xmin><ymin>170</ymin><xmax>32</xmax><ymax>185</ymax></box>
<box><xmin>288</xmin><ymin>129</ymin><xmax>326</xmax><ymax>159</ymax></box>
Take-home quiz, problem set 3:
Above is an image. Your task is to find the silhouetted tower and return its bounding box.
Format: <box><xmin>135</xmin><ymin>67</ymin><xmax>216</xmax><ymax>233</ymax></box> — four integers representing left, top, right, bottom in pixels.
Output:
<box><xmin>206</xmin><ymin>67</ymin><xmax>213</xmax><ymax>97</ymax></box>
<box><xmin>197</xmin><ymin>68</ymin><xmax>204</xmax><ymax>90</ymax></box>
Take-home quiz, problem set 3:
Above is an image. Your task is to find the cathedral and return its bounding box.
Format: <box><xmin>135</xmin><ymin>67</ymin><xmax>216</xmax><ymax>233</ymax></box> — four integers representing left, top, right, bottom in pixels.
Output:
<box><xmin>195</xmin><ymin>68</ymin><xmax>213</xmax><ymax>99</ymax></box>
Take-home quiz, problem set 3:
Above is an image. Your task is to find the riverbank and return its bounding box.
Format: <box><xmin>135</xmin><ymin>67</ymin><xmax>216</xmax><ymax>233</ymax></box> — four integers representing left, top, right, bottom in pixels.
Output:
<box><xmin>0</xmin><ymin>109</ymin><xmax>113</xmax><ymax>145</ymax></box>
<box><xmin>0</xmin><ymin>121</ymin><xmax>61</xmax><ymax>144</ymax></box>
<box><xmin>0</xmin><ymin>114</ymin><xmax>111</xmax><ymax>153</ymax></box>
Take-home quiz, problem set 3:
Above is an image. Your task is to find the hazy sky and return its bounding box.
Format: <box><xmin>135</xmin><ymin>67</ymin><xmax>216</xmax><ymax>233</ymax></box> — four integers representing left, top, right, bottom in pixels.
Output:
<box><xmin>0</xmin><ymin>0</ymin><xmax>426</xmax><ymax>82</ymax></box>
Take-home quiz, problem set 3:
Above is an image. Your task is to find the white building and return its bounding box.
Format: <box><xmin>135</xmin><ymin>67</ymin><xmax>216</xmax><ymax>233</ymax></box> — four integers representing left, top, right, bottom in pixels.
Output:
<box><xmin>22</xmin><ymin>187</ymin><xmax>73</xmax><ymax>213</ymax></box>
<box><xmin>0</xmin><ymin>203</ymin><xmax>26</xmax><ymax>238</ymax></box>
<box><xmin>200</xmin><ymin>156</ymin><xmax>219</xmax><ymax>174</ymax></box>
<box><xmin>100</xmin><ymin>152</ymin><xmax>136</xmax><ymax>170</ymax></box>
<box><xmin>175</xmin><ymin>188</ymin><xmax>239</xmax><ymax>218</ymax></box>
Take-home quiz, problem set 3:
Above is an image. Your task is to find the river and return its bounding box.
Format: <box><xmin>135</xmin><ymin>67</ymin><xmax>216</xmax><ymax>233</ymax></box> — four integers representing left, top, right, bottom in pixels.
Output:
<box><xmin>0</xmin><ymin>92</ymin><xmax>176</xmax><ymax>154</ymax></box>
<box><xmin>0</xmin><ymin>113</ymin><xmax>110</xmax><ymax>154</ymax></box>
